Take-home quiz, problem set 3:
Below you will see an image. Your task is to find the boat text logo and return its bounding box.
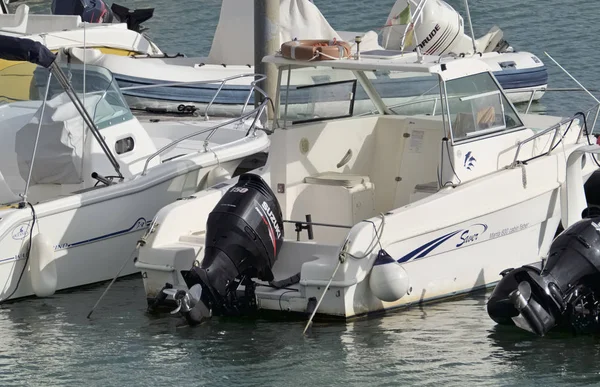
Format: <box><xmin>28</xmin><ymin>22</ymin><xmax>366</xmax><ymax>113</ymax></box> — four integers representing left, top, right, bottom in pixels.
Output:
<box><xmin>262</xmin><ymin>201</ymin><xmax>281</xmax><ymax>239</ymax></box>
<box><xmin>11</xmin><ymin>224</ymin><xmax>29</xmax><ymax>240</ymax></box>
<box><xmin>456</xmin><ymin>223</ymin><xmax>488</xmax><ymax>248</ymax></box>
<box><xmin>417</xmin><ymin>24</ymin><xmax>441</xmax><ymax>50</ymax></box>
<box><xmin>464</xmin><ymin>151</ymin><xmax>476</xmax><ymax>170</ymax></box>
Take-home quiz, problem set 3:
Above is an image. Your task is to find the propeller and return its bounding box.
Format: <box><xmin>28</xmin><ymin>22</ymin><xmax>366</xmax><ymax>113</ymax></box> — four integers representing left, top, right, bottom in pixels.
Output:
<box><xmin>162</xmin><ymin>285</ymin><xmax>210</xmax><ymax>324</ymax></box>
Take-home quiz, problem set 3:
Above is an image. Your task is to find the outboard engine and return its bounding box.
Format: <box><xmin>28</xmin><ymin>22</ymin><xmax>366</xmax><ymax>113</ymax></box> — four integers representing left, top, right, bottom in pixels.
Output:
<box><xmin>167</xmin><ymin>173</ymin><xmax>284</xmax><ymax>325</ymax></box>
<box><xmin>382</xmin><ymin>0</ymin><xmax>508</xmax><ymax>55</ymax></box>
<box><xmin>487</xmin><ymin>218</ymin><xmax>600</xmax><ymax>336</ymax></box>
<box><xmin>52</xmin><ymin>0</ymin><xmax>116</xmax><ymax>23</ymax></box>
<box><xmin>51</xmin><ymin>0</ymin><xmax>154</xmax><ymax>32</ymax></box>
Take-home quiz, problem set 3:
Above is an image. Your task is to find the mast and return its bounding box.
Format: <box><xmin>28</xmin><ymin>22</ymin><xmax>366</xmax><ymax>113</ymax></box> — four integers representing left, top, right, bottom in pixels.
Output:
<box><xmin>254</xmin><ymin>0</ymin><xmax>280</xmax><ymax>121</ymax></box>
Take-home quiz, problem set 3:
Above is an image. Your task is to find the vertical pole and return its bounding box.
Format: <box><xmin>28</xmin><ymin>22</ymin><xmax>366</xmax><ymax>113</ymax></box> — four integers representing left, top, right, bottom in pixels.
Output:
<box><xmin>254</xmin><ymin>0</ymin><xmax>280</xmax><ymax>121</ymax></box>
<box><xmin>463</xmin><ymin>0</ymin><xmax>477</xmax><ymax>54</ymax></box>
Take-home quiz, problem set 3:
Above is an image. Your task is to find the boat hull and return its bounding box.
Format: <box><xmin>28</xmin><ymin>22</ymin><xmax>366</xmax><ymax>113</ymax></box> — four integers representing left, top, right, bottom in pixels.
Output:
<box><xmin>0</xmin><ymin>157</ymin><xmax>259</xmax><ymax>301</ymax></box>
<box><xmin>257</xmin><ymin>188</ymin><xmax>562</xmax><ymax>317</ymax></box>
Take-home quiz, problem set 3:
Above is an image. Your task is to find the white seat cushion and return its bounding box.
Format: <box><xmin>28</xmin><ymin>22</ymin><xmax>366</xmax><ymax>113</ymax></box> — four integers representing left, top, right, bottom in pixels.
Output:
<box><xmin>304</xmin><ymin>172</ymin><xmax>370</xmax><ymax>188</ymax></box>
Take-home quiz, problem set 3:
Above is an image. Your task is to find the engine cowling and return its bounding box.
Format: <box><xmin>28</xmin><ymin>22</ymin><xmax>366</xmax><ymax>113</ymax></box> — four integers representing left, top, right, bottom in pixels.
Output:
<box><xmin>487</xmin><ymin>217</ymin><xmax>600</xmax><ymax>336</ymax></box>
<box><xmin>51</xmin><ymin>0</ymin><xmax>154</xmax><ymax>31</ymax></box>
<box><xmin>180</xmin><ymin>173</ymin><xmax>284</xmax><ymax>323</ymax></box>
<box><xmin>382</xmin><ymin>0</ymin><xmax>506</xmax><ymax>55</ymax></box>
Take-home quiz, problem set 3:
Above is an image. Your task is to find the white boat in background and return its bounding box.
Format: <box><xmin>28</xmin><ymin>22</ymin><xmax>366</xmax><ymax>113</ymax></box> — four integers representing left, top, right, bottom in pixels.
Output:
<box><xmin>382</xmin><ymin>0</ymin><xmax>548</xmax><ymax>104</ymax></box>
<box><xmin>136</xmin><ymin>43</ymin><xmax>600</xmax><ymax>324</ymax></box>
<box><xmin>0</xmin><ymin>36</ymin><xmax>269</xmax><ymax>301</ymax></box>
<box><xmin>0</xmin><ymin>3</ymin><xmax>161</xmax><ymax>56</ymax></box>
<box><xmin>7</xmin><ymin>0</ymin><xmax>548</xmax><ymax>117</ymax></box>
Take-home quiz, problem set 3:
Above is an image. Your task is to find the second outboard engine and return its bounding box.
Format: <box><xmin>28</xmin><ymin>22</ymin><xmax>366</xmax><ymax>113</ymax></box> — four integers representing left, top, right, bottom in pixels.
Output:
<box><xmin>167</xmin><ymin>173</ymin><xmax>284</xmax><ymax>325</ymax></box>
<box><xmin>487</xmin><ymin>218</ymin><xmax>600</xmax><ymax>336</ymax></box>
<box><xmin>51</xmin><ymin>0</ymin><xmax>154</xmax><ymax>32</ymax></box>
<box><xmin>52</xmin><ymin>0</ymin><xmax>116</xmax><ymax>23</ymax></box>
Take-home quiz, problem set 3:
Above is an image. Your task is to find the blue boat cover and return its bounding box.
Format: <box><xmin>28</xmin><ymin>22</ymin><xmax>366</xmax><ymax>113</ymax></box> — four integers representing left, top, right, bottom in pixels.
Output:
<box><xmin>0</xmin><ymin>35</ymin><xmax>56</xmax><ymax>68</ymax></box>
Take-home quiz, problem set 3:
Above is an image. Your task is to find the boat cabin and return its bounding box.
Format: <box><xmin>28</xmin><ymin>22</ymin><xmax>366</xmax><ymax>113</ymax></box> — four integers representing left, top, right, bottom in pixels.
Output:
<box><xmin>263</xmin><ymin>50</ymin><xmax>553</xmax><ymax>243</ymax></box>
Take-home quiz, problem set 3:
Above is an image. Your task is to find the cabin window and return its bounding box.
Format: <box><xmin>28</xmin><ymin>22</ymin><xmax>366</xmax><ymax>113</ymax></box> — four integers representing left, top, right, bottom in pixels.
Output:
<box><xmin>115</xmin><ymin>136</ymin><xmax>135</xmax><ymax>154</ymax></box>
<box><xmin>280</xmin><ymin>71</ymin><xmax>357</xmax><ymax>125</ymax></box>
<box><xmin>371</xmin><ymin>71</ymin><xmax>441</xmax><ymax>116</ymax></box>
<box><xmin>445</xmin><ymin>72</ymin><xmax>523</xmax><ymax>142</ymax></box>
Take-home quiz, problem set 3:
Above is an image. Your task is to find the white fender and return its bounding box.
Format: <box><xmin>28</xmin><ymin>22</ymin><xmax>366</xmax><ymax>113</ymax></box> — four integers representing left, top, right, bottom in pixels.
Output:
<box><xmin>562</xmin><ymin>145</ymin><xmax>600</xmax><ymax>228</ymax></box>
<box><xmin>29</xmin><ymin>233</ymin><xmax>57</xmax><ymax>297</ymax></box>
<box><xmin>369</xmin><ymin>262</ymin><xmax>410</xmax><ymax>302</ymax></box>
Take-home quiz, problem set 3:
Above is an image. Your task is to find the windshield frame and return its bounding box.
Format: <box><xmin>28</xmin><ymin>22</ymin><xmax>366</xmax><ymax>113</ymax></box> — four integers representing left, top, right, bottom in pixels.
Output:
<box><xmin>273</xmin><ymin>65</ymin><xmax>526</xmax><ymax>145</ymax></box>
<box><xmin>443</xmin><ymin>71</ymin><xmax>526</xmax><ymax>145</ymax></box>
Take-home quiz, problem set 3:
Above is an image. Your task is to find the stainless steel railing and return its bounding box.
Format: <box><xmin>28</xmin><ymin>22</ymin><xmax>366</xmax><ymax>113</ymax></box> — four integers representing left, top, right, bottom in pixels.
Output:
<box><xmin>140</xmin><ymin>97</ymin><xmax>270</xmax><ymax>176</ymax></box>
<box><xmin>509</xmin><ymin>103</ymin><xmax>600</xmax><ymax>168</ymax></box>
<box><xmin>120</xmin><ymin>73</ymin><xmax>268</xmax><ymax>120</ymax></box>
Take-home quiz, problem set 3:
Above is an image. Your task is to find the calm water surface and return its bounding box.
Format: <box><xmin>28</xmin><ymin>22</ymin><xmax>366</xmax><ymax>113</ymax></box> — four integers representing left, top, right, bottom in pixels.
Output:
<box><xmin>4</xmin><ymin>0</ymin><xmax>600</xmax><ymax>385</ymax></box>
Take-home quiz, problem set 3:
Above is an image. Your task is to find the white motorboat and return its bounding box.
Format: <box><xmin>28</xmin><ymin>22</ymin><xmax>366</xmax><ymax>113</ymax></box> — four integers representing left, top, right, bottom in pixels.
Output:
<box><xmin>0</xmin><ymin>3</ymin><xmax>161</xmax><ymax>56</ymax></box>
<box><xmin>15</xmin><ymin>0</ymin><xmax>547</xmax><ymax>117</ymax></box>
<box><xmin>136</xmin><ymin>43</ymin><xmax>600</xmax><ymax>324</ymax></box>
<box><xmin>0</xmin><ymin>36</ymin><xmax>269</xmax><ymax>301</ymax></box>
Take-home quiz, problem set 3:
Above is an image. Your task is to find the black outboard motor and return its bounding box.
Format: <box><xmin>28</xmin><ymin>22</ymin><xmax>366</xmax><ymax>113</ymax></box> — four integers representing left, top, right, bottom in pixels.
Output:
<box><xmin>110</xmin><ymin>3</ymin><xmax>154</xmax><ymax>32</ymax></box>
<box><xmin>487</xmin><ymin>217</ymin><xmax>600</xmax><ymax>336</ymax></box>
<box><xmin>52</xmin><ymin>0</ymin><xmax>116</xmax><ymax>23</ymax></box>
<box><xmin>51</xmin><ymin>0</ymin><xmax>154</xmax><ymax>32</ymax></box>
<box><xmin>170</xmin><ymin>173</ymin><xmax>284</xmax><ymax>325</ymax></box>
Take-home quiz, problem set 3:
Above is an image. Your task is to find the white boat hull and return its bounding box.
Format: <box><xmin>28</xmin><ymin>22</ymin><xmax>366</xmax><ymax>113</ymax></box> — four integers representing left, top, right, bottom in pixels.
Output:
<box><xmin>257</xmin><ymin>188</ymin><xmax>562</xmax><ymax>317</ymax></box>
<box><xmin>0</xmin><ymin>157</ymin><xmax>253</xmax><ymax>300</ymax></box>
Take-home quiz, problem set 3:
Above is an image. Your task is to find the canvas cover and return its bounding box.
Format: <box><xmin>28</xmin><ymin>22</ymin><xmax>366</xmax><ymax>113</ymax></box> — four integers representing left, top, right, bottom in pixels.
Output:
<box><xmin>0</xmin><ymin>34</ymin><xmax>56</xmax><ymax>68</ymax></box>
<box><xmin>15</xmin><ymin>92</ymin><xmax>101</xmax><ymax>185</ymax></box>
<box><xmin>207</xmin><ymin>0</ymin><xmax>381</xmax><ymax>65</ymax></box>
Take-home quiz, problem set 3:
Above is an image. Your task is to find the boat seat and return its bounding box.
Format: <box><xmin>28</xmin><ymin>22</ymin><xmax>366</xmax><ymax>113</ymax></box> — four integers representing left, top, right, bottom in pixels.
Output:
<box><xmin>0</xmin><ymin>4</ymin><xmax>29</xmax><ymax>34</ymax></box>
<box><xmin>304</xmin><ymin>172</ymin><xmax>370</xmax><ymax>188</ymax></box>
<box><xmin>291</xmin><ymin>173</ymin><xmax>376</xmax><ymax>244</ymax></box>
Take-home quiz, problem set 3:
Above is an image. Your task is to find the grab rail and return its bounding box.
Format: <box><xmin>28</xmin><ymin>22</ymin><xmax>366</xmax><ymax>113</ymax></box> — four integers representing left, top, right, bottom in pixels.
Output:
<box><xmin>360</xmin><ymin>87</ymin><xmax>597</xmax><ymax>119</ymax></box>
<box><xmin>504</xmin><ymin>87</ymin><xmax>600</xmax><ymax>115</ymax></box>
<box><xmin>140</xmin><ymin>98</ymin><xmax>270</xmax><ymax>176</ymax></box>
<box><xmin>509</xmin><ymin>103</ymin><xmax>600</xmax><ymax>168</ymax></box>
<box><xmin>120</xmin><ymin>73</ymin><xmax>268</xmax><ymax>120</ymax></box>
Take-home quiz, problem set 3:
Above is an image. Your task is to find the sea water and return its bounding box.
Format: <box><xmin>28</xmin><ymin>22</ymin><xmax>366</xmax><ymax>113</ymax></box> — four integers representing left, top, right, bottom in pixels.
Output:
<box><xmin>3</xmin><ymin>1</ymin><xmax>600</xmax><ymax>386</ymax></box>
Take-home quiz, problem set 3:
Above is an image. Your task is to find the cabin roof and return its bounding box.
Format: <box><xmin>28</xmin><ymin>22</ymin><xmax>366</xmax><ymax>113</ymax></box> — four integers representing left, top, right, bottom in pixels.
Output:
<box><xmin>263</xmin><ymin>50</ymin><xmax>494</xmax><ymax>81</ymax></box>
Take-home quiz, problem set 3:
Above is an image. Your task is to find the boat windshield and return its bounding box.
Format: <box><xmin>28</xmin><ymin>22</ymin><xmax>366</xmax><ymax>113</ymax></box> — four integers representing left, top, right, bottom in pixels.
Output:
<box><xmin>0</xmin><ymin>62</ymin><xmax>133</xmax><ymax>130</ymax></box>
<box><xmin>445</xmin><ymin>72</ymin><xmax>523</xmax><ymax>142</ymax></box>
<box><xmin>278</xmin><ymin>67</ymin><xmax>442</xmax><ymax>125</ymax></box>
<box><xmin>277</xmin><ymin>66</ymin><xmax>524</xmax><ymax>142</ymax></box>
<box><xmin>32</xmin><ymin>63</ymin><xmax>134</xmax><ymax>129</ymax></box>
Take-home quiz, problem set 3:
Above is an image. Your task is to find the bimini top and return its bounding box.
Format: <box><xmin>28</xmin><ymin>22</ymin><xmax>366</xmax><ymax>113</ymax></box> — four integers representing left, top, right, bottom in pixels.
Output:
<box><xmin>263</xmin><ymin>49</ymin><xmax>494</xmax><ymax>82</ymax></box>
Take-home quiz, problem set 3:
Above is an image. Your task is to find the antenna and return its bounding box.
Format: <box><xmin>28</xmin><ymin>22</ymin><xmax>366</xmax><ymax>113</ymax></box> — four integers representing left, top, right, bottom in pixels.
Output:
<box><xmin>544</xmin><ymin>52</ymin><xmax>600</xmax><ymax>105</ymax></box>
<box><xmin>463</xmin><ymin>0</ymin><xmax>477</xmax><ymax>54</ymax></box>
<box><xmin>82</xmin><ymin>16</ymin><xmax>87</xmax><ymax>183</ymax></box>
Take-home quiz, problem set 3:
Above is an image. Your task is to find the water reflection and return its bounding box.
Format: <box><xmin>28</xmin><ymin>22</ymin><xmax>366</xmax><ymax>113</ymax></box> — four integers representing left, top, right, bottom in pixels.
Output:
<box><xmin>2</xmin><ymin>278</ymin><xmax>600</xmax><ymax>386</ymax></box>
